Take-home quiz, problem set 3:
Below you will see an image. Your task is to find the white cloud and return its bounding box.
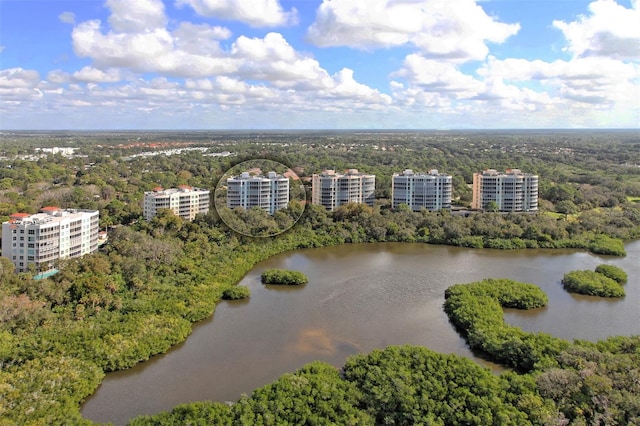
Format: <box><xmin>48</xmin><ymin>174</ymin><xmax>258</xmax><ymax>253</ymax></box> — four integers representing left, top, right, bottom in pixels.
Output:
<box><xmin>46</xmin><ymin>70</ymin><xmax>71</xmax><ymax>84</ymax></box>
<box><xmin>553</xmin><ymin>0</ymin><xmax>640</xmax><ymax>59</ymax></box>
<box><xmin>72</xmin><ymin>20</ymin><xmax>239</xmax><ymax>77</ymax></box>
<box><xmin>0</xmin><ymin>68</ymin><xmax>40</xmax><ymax>88</ymax></box>
<box><xmin>176</xmin><ymin>0</ymin><xmax>297</xmax><ymax>27</ymax></box>
<box><xmin>307</xmin><ymin>0</ymin><xmax>520</xmax><ymax>62</ymax></box>
<box><xmin>0</xmin><ymin>68</ymin><xmax>43</xmax><ymax>104</ymax></box>
<box><xmin>73</xmin><ymin>66</ymin><xmax>123</xmax><ymax>83</ymax></box>
<box><xmin>392</xmin><ymin>54</ymin><xmax>484</xmax><ymax>98</ymax></box>
<box><xmin>231</xmin><ymin>32</ymin><xmax>333</xmax><ymax>89</ymax></box>
<box><xmin>478</xmin><ymin>56</ymin><xmax>639</xmax><ymax>106</ymax></box>
<box><xmin>329</xmin><ymin>68</ymin><xmax>392</xmax><ymax>109</ymax></box>
<box><xmin>58</xmin><ymin>11</ymin><xmax>76</xmax><ymax>24</ymax></box>
<box><xmin>173</xmin><ymin>22</ymin><xmax>232</xmax><ymax>55</ymax></box>
<box><xmin>106</xmin><ymin>0</ymin><xmax>167</xmax><ymax>32</ymax></box>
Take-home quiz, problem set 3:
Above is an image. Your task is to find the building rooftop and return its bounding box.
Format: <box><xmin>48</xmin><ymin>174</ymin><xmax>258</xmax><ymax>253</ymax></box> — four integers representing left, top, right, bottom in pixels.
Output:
<box><xmin>228</xmin><ymin>171</ymin><xmax>286</xmax><ymax>181</ymax></box>
<box><xmin>395</xmin><ymin>169</ymin><xmax>447</xmax><ymax>176</ymax></box>
<box><xmin>145</xmin><ymin>186</ymin><xmax>209</xmax><ymax>196</ymax></box>
<box><xmin>6</xmin><ymin>208</ymin><xmax>97</xmax><ymax>225</ymax></box>
<box><xmin>317</xmin><ymin>169</ymin><xmax>374</xmax><ymax>177</ymax></box>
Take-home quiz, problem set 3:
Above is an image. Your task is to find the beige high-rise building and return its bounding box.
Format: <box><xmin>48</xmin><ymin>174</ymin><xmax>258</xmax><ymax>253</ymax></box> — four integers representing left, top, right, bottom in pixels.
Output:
<box><xmin>392</xmin><ymin>169</ymin><xmax>452</xmax><ymax>211</ymax></box>
<box><xmin>311</xmin><ymin>169</ymin><xmax>375</xmax><ymax>211</ymax></box>
<box><xmin>143</xmin><ymin>186</ymin><xmax>210</xmax><ymax>221</ymax></box>
<box><xmin>1</xmin><ymin>207</ymin><xmax>99</xmax><ymax>273</ymax></box>
<box><xmin>471</xmin><ymin>169</ymin><xmax>538</xmax><ymax>212</ymax></box>
<box><xmin>226</xmin><ymin>171</ymin><xmax>289</xmax><ymax>215</ymax></box>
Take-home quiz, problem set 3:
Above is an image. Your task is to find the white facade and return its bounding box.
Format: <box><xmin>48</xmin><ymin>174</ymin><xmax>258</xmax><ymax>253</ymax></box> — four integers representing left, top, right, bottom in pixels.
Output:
<box><xmin>472</xmin><ymin>169</ymin><xmax>538</xmax><ymax>212</ymax></box>
<box><xmin>1</xmin><ymin>207</ymin><xmax>99</xmax><ymax>273</ymax></box>
<box><xmin>143</xmin><ymin>186</ymin><xmax>210</xmax><ymax>221</ymax></box>
<box><xmin>226</xmin><ymin>171</ymin><xmax>289</xmax><ymax>215</ymax></box>
<box><xmin>392</xmin><ymin>169</ymin><xmax>452</xmax><ymax>211</ymax></box>
<box><xmin>311</xmin><ymin>169</ymin><xmax>376</xmax><ymax>211</ymax></box>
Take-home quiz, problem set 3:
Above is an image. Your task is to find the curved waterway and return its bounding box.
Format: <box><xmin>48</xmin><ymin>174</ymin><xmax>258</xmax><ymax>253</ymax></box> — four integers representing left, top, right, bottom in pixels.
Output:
<box><xmin>83</xmin><ymin>241</ymin><xmax>640</xmax><ymax>425</ymax></box>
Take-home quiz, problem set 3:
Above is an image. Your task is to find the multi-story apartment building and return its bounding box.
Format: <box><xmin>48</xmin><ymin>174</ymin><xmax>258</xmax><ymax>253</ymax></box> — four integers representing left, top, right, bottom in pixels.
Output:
<box><xmin>392</xmin><ymin>169</ymin><xmax>452</xmax><ymax>211</ymax></box>
<box><xmin>226</xmin><ymin>171</ymin><xmax>290</xmax><ymax>215</ymax></box>
<box><xmin>471</xmin><ymin>169</ymin><xmax>538</xmax><ymax>212</ymax></box>
<box><xmin>143</xmin><ymin>186</ymin><xmax>210</xmax><ymax>221</ymax></box>
<box><xmin>1</xmin><ymin>207</ymin><xmax>99</xmax><ymax>273</ymax></box>
<box><xmin>311</xmin><ymin>169</ymin><xmax>376</xmax><ymax>211</ymax></box>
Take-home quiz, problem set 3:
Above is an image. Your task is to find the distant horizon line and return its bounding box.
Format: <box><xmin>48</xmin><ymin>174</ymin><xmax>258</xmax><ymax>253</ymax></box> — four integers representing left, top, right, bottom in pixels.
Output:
<box><xmin>1</xmin><ymin>128</ymin><xmax>638</xmax><ymax>133</ymax></box>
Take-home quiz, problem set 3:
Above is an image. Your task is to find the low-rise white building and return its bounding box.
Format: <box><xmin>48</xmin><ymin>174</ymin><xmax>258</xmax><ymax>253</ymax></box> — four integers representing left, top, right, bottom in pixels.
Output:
<box><xmin>311</xmin><ymin>169</ymin><xmax>376</xmax><ymax>211</ymax></box>
<box><xmin>1</xmin><ymin>207</ymin><xmax>99</xmax><ymax>272</ymax></box>
<box><xmin>143</xmin><ymin>186</ymin><xmax>210</xmax><ymax>221</ymax></box>
<box><xmin>226</xmin><ymin>171</ymin><xmax>290</xmax><ymax>215</ymax></box>
<box><xmin>392</xmin><ymin>169</ymin><xmax>452</xmax><ymax>211</ymax></box>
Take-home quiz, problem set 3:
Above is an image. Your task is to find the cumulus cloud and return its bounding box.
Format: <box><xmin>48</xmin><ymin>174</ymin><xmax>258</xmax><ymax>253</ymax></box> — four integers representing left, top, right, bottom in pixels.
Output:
<box><xmin>231</xmin><ymin>32</ymin><xmax>334</xmax><ymax>89</ymax></box>
<box><xmin>176</xmin><ymin>0</ymin><xmax>297</xmax><ymax>27</ymax></box>
<box><xmin>553</xmin><ymin>0</ymin><xmax>640</xmax><ymax>59</ymax></box>
<box><xmin>58</xmin><ymin>11</ymin><xmax>76</xmax><ymax>24</ymax></box>
<box><xmin>72</xmin><ymin>20</ymin><xmax>239</xmax><ymax>77</ymax></box>
<box><xmin>307</xmin><ymin>0</ymin><xmax>520</xmax><ymax>62</ymax></box>
<box><xmin>0</xmin><ymin>68</ymin><xmax>40</xmax><ymax>88</ymax></box>
<box><xmin>73</xmin><ymin>66</ymin><xmax>123</xmax><ymax>83</ymax></box>
<box><xmin>392</xmin><ymin>54</ymin><xmax>484</xmax><ymax>98</ymax></box>
<box><xmin>106</xmin><ymin>0</ymin><xmax>167</xmax><ymax>32</ymax></box>
<box><xmin>478</xmin><ymin>55</ymin><xmax>639</xmax><ymax>105</ymax></box>
<box><xmin>173</xmin><ymin>22</ymin><xmax>232</xmax><ymax>55</ymax></box>
<box><xmin>329</xmin><ymin>68</ymin><xmax>393</xmax><ymax>106</ymax></box>
<box><xmin>0</xmin><ymin>68</ymin><xmax>43</xmax><ymax>104</ymax></box>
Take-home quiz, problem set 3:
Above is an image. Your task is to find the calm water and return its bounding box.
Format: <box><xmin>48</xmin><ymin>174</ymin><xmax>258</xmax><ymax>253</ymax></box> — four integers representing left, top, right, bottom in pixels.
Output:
<box><xmin>83</xmin><ymin>241</ymin><xmax>640</xmax><ymax>425</ymax></box>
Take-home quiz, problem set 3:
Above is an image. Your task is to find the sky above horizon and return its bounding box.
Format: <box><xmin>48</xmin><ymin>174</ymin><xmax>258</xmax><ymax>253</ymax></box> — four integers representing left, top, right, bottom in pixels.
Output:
<box><xmin>0</xmin><ymin>0</ymin><xmax>639</xmax><ymax>130</ymax></box>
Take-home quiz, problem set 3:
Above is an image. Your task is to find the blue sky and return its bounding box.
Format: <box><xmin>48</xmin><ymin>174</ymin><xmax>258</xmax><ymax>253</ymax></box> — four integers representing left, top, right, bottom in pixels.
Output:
<box><xmin>0</xmin><ymin>0</ymin><xmax>638</xmax><ymax>129</ymax></box>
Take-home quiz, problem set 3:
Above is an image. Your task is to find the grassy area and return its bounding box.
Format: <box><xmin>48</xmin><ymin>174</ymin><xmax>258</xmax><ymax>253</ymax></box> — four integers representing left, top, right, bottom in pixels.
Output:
<box><xmin>627</xmin><ymin>196</ymin><xmax>640</xmax><ymax>204</ymax></box>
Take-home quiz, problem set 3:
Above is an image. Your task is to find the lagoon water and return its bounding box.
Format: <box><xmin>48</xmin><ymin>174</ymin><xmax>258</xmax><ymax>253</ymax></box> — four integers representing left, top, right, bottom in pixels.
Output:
<box><xmin>82</xmin><ymin>241</ymin><xmax>640</xmax><ymax>425</ymax></box>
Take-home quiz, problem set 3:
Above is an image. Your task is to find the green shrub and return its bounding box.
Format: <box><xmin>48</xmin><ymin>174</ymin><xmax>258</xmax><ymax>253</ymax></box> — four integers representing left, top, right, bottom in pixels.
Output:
<box><xmin>261</xmin><ymin>269</ymin><xmax>308</xmax><ymax>285</ymax></box>
<box><xmin>589</xmin><ymin>235</ymin><xmax>626</xmax><ymax>256</ymax></box>
<box><xmin>562</xmin><ymin>270</ymin><xmax>625</xmax><ymax>298</ymax></box>
<box><xmin>594</xmin><ymin>264</ymin><xmax>628</xmax><ymax>284</ymax></box>
<box><xmin>221</xmin><ymin>286</ymin><xmax>250</xmax><ymax>300</ymax></box>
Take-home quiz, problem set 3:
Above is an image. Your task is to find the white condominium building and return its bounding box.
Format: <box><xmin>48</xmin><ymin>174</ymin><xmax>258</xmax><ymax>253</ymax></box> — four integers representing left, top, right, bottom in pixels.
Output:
<box><xmin>226</xmin><ymin>171</ymin><xmax>290</xmax><ymax>215</ymax></box>
<box><xmin>1</xmin><ymin>207</ymin><xmax>99</xmax><ymax>273</ymax></box>
<box><xmin>311</xmin><ymin>169</ymin><xmax>376</xmax><ymax>211</ymax></box>
<box><xmin>143</xmin><ymin>186</ymin><xmax>210</xmax><ymax>221</ymax></box>
<box><xmin>392</xmin><ymin>169</ymin><xmax>452</xmax><ymax>211</ymax></box>
<box><xmin>472</xmin><ymin>169</ymin><xmax>538</xmax><ymax>212</ymax></box>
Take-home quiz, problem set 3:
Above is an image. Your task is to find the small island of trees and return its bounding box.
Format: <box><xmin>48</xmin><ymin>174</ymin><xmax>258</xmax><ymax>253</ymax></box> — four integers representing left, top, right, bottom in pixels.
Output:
<box><xmin>261</xmin><ymin>269</ymin><xmax>309</xmax><ymax>286</ymax></box>
<box><xmin>562</xmin><ymin>265</ymin><xmax>627</xmax><ymax>298</ymax></box>
<box><xmin>221</xmin><ymin>286</ymin><xmax>251</xmax><ymax>300</ymax></box>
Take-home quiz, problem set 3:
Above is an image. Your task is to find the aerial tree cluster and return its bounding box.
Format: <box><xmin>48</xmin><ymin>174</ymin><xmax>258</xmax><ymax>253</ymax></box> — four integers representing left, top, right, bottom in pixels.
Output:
<box><xmin>261</xmin><ymin>268</ymin><xmax>309</xmax><ymax>285</ymax></box>
<box><xmin>561</xmin><ymin>265</ymin><xmax>628</xmax><ymax>298</ymax></box>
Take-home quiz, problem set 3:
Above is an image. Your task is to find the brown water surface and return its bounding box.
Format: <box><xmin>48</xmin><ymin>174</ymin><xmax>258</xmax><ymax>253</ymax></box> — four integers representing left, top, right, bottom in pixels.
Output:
<box><xmin>82</xmin><ymin>241</ymin><xmax>640</xmax><ymax>425</ymax></box>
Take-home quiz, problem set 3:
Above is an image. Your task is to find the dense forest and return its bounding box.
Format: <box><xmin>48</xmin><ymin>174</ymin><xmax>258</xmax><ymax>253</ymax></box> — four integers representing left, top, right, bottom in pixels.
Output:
<box><xmin>0</xmin><ymin>130</ymin><xmax>639</xmax><ymax>425</ymax></box>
